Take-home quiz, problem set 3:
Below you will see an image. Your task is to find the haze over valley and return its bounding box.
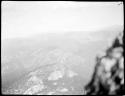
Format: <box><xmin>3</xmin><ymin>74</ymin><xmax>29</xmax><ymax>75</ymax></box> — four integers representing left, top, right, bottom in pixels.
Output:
<box><xmin>2</xmin><ymin>1</ymin><xmax>123</xmax><ymax>95</ymax></box>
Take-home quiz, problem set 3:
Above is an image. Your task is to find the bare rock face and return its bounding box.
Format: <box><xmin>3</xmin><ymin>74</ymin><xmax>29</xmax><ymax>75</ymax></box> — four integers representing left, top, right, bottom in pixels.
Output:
<box><xmin>48</xmin><ymin>70</ymin><xmax>65</xmax><ymax>81</ymax></box>
<box><xmin>2</xmin><ymin>50</ymin><xmax>83</xmax><ymax>95</ymax></box>
<box><xmin>85</xmin><ymin>32</ymin><xmax>124</xmax><ymax>95</ymax></box>
<box><xmin>23</xmin><ymin>84</ymin><xmax>44</xmax><ymax>95</ymax></box>
<box><xmin>2</xmin><ymin>27</ymin><xmax>123</xmax><ymax>95</ymax></box>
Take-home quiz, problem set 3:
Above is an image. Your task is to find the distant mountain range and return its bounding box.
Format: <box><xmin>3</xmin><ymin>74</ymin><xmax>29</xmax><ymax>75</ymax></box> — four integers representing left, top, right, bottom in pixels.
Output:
<box><xmin>2</xmin><ymin>25</ymin><xmax>123</xmax><ymax>94</ymax></box>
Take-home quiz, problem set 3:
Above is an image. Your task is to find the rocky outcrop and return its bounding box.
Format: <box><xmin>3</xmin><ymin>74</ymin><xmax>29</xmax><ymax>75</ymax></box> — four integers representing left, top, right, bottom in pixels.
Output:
<box><xmin>2</xmin><ymin>52</ymin><xmax>81</xmax><ymax>95</ymax></box>
<box><xmin>85</xmin><ymin>32</ymin><xmax>124</xmax><ymax>95</ymax></box>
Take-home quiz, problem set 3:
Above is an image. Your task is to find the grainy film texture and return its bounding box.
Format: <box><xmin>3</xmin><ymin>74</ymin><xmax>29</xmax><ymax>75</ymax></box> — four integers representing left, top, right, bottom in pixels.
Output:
<box><xmin>1</xmin><ymin>1</ymin><xmax>124</xmax><ymax>95</ymax></box>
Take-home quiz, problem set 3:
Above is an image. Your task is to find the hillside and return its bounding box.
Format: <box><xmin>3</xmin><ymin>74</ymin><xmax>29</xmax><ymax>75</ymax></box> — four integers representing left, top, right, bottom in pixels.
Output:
<box><xmin>2</xmin><ymin>25</ymin><xmax>123</xmax><ymax>94</ymax></box>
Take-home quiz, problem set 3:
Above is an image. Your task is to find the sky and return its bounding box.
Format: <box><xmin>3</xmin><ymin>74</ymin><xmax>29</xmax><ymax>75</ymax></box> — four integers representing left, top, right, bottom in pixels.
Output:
<box><xmin>2</xmin><ymin>1</ymin><xmax>123</xmax><ymax>39</ymax></box>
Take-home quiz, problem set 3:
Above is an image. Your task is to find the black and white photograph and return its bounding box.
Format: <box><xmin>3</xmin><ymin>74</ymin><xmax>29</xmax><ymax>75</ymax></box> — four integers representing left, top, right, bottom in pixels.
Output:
<box><xmin>1</xmin><ymin>1</ymin><xmax>124</xmax><ymax>95</ymax></box>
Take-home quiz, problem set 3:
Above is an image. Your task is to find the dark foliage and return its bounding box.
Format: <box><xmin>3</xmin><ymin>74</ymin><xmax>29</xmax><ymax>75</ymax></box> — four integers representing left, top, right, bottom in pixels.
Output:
<box><xmin>85</xmin><ymin>32</ymin><xmax>124</xmax><ymax>95</ymax></box>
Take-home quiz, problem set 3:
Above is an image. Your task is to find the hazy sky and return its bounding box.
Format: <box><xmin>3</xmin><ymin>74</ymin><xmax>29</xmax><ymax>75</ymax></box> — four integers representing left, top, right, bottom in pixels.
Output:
<box><xmin>2</xmin><ymin>1</ymin><xmax>123</xmax><ymax>39</ymax></box>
